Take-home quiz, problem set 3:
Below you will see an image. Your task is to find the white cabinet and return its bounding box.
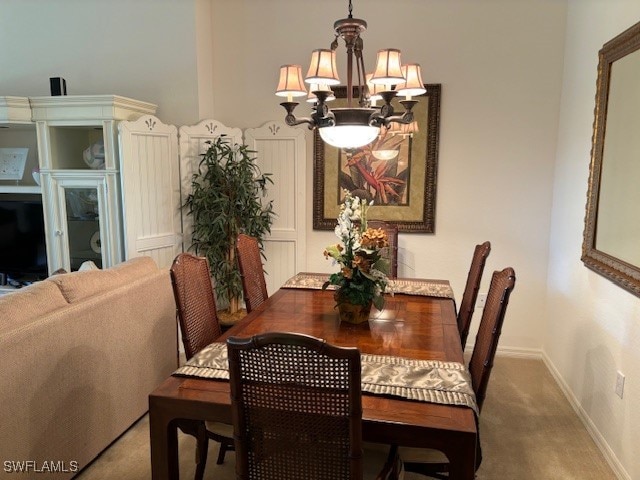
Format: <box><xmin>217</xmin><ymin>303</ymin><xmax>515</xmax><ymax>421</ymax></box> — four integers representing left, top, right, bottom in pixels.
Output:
<box><xmin>30</xmin><ymin>95</ymin><xmax>158</xmax><ymax>273</ymax></box>
<box><xmin>2</xmin><ymin>95</ymin><xmax>307</xmax><ymax>279</ymax></box>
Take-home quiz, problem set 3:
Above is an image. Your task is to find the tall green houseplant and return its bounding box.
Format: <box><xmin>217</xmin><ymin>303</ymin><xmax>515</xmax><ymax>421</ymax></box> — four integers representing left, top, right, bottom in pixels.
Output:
<box><xmin>185</xmin><ymin>135</ymin><xmax>274</xmax><ymax>314</ymax></box>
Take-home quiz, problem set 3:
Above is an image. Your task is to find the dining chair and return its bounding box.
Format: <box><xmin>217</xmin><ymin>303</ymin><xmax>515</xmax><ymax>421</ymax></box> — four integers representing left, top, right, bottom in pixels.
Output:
<box><xmin>235</xmin><ymin>233</ymin><xmax>269</xmax><ymax>313</ymax></box>
<box><xmin>227</xmin><ymin>332</ymin><xmax>404</xmax><ymax>480</ymax></box>
<box><xmin>400</xmin><ymin>267</ymin><xmax>516</xmax><ymax>479</ymax></box>
<box><xmin>457</xmin><ymin>241</ymin><xmax>491</xmax><ymax>349</ymax></box>
<box><xmin>367</xmin><ymin>220</ymin><xmax>399</xmax><ymax>278</ymax></box>
<box><xmin>169</xmin><ymin>252</ymin><xmax>235</xmax><ymax>479</ymax></box>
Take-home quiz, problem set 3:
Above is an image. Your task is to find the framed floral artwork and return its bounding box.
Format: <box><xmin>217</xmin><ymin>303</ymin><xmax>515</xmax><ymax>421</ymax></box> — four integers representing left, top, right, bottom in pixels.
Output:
<box><xmin>312</xmin><ymin>84</ymin><xmax>441</xmax><ymax>233</ymax></box>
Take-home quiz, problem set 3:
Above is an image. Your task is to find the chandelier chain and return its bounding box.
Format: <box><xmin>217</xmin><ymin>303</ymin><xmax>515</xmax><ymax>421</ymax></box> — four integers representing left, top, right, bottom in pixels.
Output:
<box><xmin>348</xmin><ymin>0</ymin><xmax>353</xmax><ymax>18</ymax></box>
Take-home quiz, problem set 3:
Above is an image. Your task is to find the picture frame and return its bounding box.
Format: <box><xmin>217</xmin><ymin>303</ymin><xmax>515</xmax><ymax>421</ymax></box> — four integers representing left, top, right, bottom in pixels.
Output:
<box><xmin>0</xmin><ymin>148</ymin><xmax>28</xmax><ymax>180</ymax></box>
<box><xmin>313</xmin><ymin>84</ymin><xmax>441</xmax><ymax>233</ymax></box>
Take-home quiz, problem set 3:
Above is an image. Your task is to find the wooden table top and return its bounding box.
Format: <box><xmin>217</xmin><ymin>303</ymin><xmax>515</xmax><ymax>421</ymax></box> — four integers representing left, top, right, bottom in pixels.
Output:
<box><xmin>149</xmin><ymin>283</ymin><xmax>477</xmax><ymax>479</ymax></box>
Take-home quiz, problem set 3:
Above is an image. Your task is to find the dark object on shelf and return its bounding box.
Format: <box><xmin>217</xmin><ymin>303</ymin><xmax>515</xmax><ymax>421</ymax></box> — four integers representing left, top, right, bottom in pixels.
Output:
<box><xmin>49</xmin><ymin>77</ymin><xmax>67</xmax><ymax>96</ymax></box>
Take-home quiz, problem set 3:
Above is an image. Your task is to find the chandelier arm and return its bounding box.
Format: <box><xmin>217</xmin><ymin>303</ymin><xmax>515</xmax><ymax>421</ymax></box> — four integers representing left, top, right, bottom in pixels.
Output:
<box><xmin>381</xmin><ymin>111</ymin><xmax>415</xmax><ymax>127</ymax></box>
<box><xmin>379</xmin><ymin>90</ymin><xmax>398</xmax><ymax>118</ymax></box>
<box><xmin>314</xmin><ymin>111</ymin><xmax>336</xmax><ymax>128</ymax></box>
<box><xmin>311</xmin><ymin>92</ymin><xmax>336</xmax><ymax>128</ymax></box>
<box><xmin>280</xmin><ymin>102</ymin><xmax>316</xmax><ymax>129</ymax></box>
<box><xmin>346</xmin><ymin>41</ymin><xmax>354</xmax><ymax>106</ymax></box>
<box><xmin>378</xmin><ymin>100</ymin><xmax>418</xmax><ymax>127</ymax></box>
<box><xmin>369</xmin><ymin>97</ymin><xmax>418</xmax><ymax>127</ymax></box>
<box><xmin>355</xmin><ymin>38</ymin><xmax>368</xmax><ymax>107</ymax></box>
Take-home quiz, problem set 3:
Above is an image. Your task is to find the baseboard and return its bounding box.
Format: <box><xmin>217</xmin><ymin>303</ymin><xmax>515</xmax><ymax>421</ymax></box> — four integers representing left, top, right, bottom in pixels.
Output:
<box><xmin>541</xmin><ymin>352</ymin><xmax>630</xmax><ymax>480</ymax></box>
<box><xmin>495</xmin><ymin>345</ymin><xmax>542</xmax><ymax>359</ymax></box>
<box><xmin>463</xmin><ymin>343</ymin><xmax>542</xmax><ymax>359</ymax></box>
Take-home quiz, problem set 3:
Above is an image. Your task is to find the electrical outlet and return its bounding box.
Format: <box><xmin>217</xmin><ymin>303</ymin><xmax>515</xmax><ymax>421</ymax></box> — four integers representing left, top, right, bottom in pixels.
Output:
<box><xmin>476</xmin><ymin>293</ymin><xmax>487</xmax><ymax>309</ymax></box>
<box><xmin>615</xmin><ymin>371</ymin><xmax>625</xmax><ymax>398</ymax></box>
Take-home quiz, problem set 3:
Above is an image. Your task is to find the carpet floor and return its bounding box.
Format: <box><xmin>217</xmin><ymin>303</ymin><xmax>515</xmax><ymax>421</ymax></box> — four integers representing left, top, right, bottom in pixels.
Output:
<box><xmin>75</xmin><ymin>357</ymin><xmax>618</xmax><ymax>480</ymax></box>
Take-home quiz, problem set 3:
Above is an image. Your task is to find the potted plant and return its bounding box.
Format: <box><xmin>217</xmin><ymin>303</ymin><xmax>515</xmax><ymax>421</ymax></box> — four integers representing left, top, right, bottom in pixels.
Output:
<box><xmin>322</xmin><ymin>191</ymin><xmax>390</xmax><ymax>324</ymax></box>
<box><xmin>184</xmin><ymin>135</ymin><xmax>275</xmax><ymax>319</ymax></box>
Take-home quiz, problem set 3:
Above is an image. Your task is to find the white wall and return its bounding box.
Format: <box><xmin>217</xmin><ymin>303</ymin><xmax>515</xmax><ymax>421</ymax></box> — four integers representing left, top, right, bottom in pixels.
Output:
<box><xmin>0</xmin><ymin>0</ymin><xmax>568</xmax><ymax>353</ymax></box>
<box><xmin>0</xmin><ymin>0</ymin><xmax>202</xmax><ymax>127</ymax></box>
<box><xmin>210</xmin><ymin>0</ymin><xmax>567</xmax><ymax>353</ymax></box>
<box><xmin>547</xmin><ymin>1</ymin><xmax>640</xmax><ymax>478</ymax></box>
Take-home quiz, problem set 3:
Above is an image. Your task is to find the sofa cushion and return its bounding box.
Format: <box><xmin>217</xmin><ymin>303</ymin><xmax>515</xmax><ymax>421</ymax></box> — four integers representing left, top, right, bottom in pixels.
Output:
<box><xmin>0</xmin><ymin>281</ymin><xmax>69</xmax><ymax>329</ymax></box>
<box><xmin>48</xmin><ymin>256</ymin><xmax>158</xmax><ymax>303</ymax></box>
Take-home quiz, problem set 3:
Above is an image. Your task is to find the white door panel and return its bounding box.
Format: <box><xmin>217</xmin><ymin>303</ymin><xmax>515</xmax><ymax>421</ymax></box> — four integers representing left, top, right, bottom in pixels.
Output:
<box><xmin>178</xmin><ymin>120</ymin><xmax>242</xmax><ymax>252</ymax></box>
<box><xmin>244</xmin><ymin>122</ymin><xmax>306</xmax><ymax>293</ymax></box>
<box><xmin>118</xmin><ymin>115</ymin><xmax>181</xmax><ymax>267</ymax></box>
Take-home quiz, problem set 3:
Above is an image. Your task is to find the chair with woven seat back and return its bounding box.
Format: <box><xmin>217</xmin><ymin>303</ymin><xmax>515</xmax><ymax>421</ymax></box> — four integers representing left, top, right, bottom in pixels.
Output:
<box><xmin>400</xmin><ymin>267</ymin><xmax>516</xmax><ymax>479</ymax></box>
<box><xmin>457</xmin><ymin>241</ymin><xmax>491</xmax><ymax>350</ymax></box>
<box><xmin>367</xmin><ymin>220</ymin><xmax>399</xmax><ymax>278</ymax></box>
<box><xmin>236</xmin><ymin>233</ymin><xmax>269</xmax><ymax>313</ymax></box>
<box><xmin>169</xmin><ymin>253</ymin><xmax>235</xmax><ymax>480</ymax></box>
<box><xmin>227</xmin><ymin>332</ymin><xmax>404</xmax><ymax>480</ymax></box>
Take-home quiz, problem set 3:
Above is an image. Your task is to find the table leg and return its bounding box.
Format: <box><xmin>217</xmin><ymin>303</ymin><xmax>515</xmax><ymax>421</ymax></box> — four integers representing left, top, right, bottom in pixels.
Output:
<box><xmin>444</xmin><ymin>434</ymin><xmax>476</xmax><ymax>480</ymax></box>
<box><xmin>150</xmin><ymin>402</ymin><xmax>179</xmax><ymax>480</ymax></box>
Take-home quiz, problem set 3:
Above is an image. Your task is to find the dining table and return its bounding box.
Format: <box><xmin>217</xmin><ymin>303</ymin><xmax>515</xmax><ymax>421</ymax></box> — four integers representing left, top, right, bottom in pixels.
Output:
<box><xmin>149</xmin><ymin>274</ymin><xmax>478</xmax><ymax>480</ymax></box>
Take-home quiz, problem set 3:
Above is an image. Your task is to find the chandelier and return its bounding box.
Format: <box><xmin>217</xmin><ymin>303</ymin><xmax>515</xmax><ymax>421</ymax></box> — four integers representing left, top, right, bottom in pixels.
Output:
<box><xmin>275</xmin><ymin>0</ymin><xmax>426</xmax><ymax>150</ymax></box>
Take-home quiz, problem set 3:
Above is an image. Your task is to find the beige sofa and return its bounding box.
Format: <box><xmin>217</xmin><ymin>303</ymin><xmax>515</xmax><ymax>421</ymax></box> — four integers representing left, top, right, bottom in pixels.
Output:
<box><xmin>0</xmin><ymin>257</ymin><xmax>177</xmax><ymax>479</ymax></box>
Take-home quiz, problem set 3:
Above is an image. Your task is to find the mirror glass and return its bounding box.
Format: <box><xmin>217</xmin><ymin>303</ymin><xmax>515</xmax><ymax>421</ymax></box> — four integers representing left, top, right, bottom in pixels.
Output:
<box><xmin>583</xmin><ymin>21</ymin><xmax>640</xmax><ymax>296</ymax></box>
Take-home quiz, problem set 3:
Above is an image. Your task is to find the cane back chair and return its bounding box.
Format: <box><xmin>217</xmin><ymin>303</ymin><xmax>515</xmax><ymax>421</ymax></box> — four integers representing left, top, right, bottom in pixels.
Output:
<box><xmin>227</xmin><ymin>332</ymin><xmax>403</xmax><ymax>480</ymax></box>
<box><xmin>169</xmin><ymin>253</ymin><xmax>234</xmax><ymax>479</ymax></box>
<box><xmin>457</xmin><ymin>241</ymin><xmax>491</xmax><ymax>349</ymax></box>
<box><xmin>236</xmin><ymin>233</ymin><xmax>269</xmax><ymax>313</ymax></box>
<box><xmin>401</xmin><ymin>267</ymin><xmax>516</xmax><ymax>478</ymax></box>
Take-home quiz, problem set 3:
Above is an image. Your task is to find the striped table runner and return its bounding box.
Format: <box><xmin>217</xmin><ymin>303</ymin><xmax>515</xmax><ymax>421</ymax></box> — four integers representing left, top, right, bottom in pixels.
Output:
<box><xmin>174</xmin><ymin>342</ymin><xmax>477</xmax><ymax>414</ymax></box>
<box><xmin>282</xmin><ymin>272</ymin><xmax>455</xmax><ymax>299</ymax></box>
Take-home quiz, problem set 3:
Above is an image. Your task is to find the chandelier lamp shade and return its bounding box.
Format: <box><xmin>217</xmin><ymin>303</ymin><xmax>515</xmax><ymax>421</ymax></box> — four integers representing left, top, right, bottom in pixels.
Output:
<box><xmin>275</xmin><ymin>0</ymin><xmax>427</xmax><ymax>150</ymax></box>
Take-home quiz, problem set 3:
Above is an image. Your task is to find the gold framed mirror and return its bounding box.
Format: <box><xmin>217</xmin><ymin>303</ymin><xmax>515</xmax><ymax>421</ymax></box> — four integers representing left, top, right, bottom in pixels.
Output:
<box><xmin>583</xmin><ymin>20</ymin><xmax>640</xmax><ymax>296</ymax></box>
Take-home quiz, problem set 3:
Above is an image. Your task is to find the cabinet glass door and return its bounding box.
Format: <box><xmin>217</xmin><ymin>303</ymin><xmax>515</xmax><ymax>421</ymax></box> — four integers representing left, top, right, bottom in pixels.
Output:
<box><xmin>64</xmin><ymin>187</ymin><xmax>102</xmax><ymax>270</ymax></box>
<box><xmin>43</xmin><ymin>171</ymin><xmax>122</xmax><ymax>273</ymax></box>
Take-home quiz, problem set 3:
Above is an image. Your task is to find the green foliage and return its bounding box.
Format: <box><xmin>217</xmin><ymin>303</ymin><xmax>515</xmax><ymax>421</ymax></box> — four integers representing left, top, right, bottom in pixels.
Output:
<box><xmin>184</xmin><ymin>135</ymin><xmax>274</xmax><ymax>308</ymax></box>
<box><xmin>326</xmin><ymin>268</ymin><xmax>386</xmax><ymax>310</ymax></box>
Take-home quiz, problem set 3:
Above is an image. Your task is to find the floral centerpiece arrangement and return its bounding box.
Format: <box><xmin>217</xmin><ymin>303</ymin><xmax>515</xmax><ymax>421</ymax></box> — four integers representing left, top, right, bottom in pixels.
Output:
<box><xmin>323</xmin><ymin>191</ymin><xmax>391</xmax><ymax>323</ymax></box>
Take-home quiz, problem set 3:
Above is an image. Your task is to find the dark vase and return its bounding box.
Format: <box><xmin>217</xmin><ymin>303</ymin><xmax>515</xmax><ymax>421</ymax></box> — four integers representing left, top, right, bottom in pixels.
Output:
<box><xmin>334</xmin><ymin>290</ymin><xmax>373</xmax><ymax>324</ymax></box>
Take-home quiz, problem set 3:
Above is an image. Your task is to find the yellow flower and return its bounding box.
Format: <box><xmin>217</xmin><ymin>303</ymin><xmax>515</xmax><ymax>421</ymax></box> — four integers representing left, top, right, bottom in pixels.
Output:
<box><xmin>361</xmin><ymin>228</ymin><xmax>389</xmax><ymax>249</ymax></box>
<box><xmin>324</xmin><ymin>244</ymin><xmax>344</xmax><ymax>262</ymax></box>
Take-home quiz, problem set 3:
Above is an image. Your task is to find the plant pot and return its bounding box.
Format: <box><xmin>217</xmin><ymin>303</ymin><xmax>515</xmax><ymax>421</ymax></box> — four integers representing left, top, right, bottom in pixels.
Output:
<box><xmin>335</xmin><ymin>291</ymin><xmax>372</xmax><ymax>325</ymax></box>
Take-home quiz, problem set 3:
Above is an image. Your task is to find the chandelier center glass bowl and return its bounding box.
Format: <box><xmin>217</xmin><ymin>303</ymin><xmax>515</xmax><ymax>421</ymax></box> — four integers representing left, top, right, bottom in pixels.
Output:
<box><xmin>275</xmin><ymin>0</ymin><xmax>426</xmax><ymax>150</ymax></box>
